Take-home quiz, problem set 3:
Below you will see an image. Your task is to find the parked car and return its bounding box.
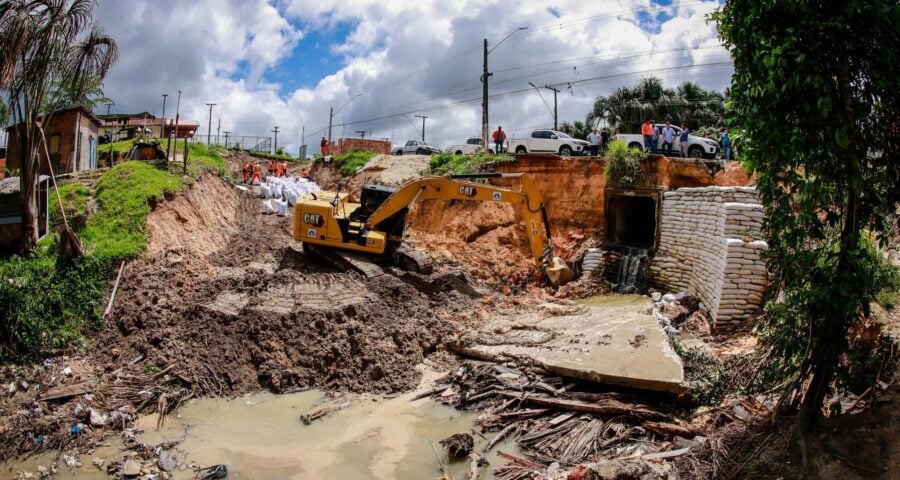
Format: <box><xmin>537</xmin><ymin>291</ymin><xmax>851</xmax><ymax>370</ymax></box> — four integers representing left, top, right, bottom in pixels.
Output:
<box><xmin>393</xmin><ymin>140</ymin><xmax>440</xmax><ymax>156</ymax></box>
<box><xmin>445</xmin><ymin>136</ymin><xmax>504</xmax><ymax>155</ymax></box>
<box><xmin>614</xmin><ymin>124</ymin><xmax>720</xmax><ymax>159</ymax></box>
<box><xmin>507</xmin><ymin>129</ymin><xmax>589</xmax><ymax>156</ymax></box>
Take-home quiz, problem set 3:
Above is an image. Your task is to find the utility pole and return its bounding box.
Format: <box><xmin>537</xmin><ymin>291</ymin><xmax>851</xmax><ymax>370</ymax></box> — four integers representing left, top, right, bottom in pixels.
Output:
<box><xmin>544</xmin><ymin>84</ymin><xmax>561</xmax><ymax>130</ymax></box>
<box><xmin>205</xmin><ymin>103</ymin><xmax>216</xmax><ymax>145</ymax></box>
<box><xmin>355</xmin><ymin>130</ymin><xmax>366</xmax><ymax>139</ymax></box>
<box><xmin>300</xmin><ymin>125</ymin><xmax>306</xmax><ymax>159</ymax></box>
<box><xmin>328</xmin><ymin>107</ymin><xmax>334</xmax><ymax>142</ymax></box>
<box><xmin>171</xmin><ymin>90</ymin><xmax>181</xmax><ymax>161</ymax></box>
<box><xmin>414</xmin><ymin>115</ymin><xmax>428</xmax><ymax>142</ymax></box>
<box><xmin>160</xmin><ymin>94</ymin><xmax>168</xmax><ymax>140</ymax></box>
<box><xmin>223</xmin><ymin>131</ymin><xmax>231</xmax><ymax>149</ymax></box>
<box><xmin>216</xmin><ymin>118</ymin><xmax>221</xmax><ymax>145</ymax></box>
<box><xmin>272</xmin><ymin>126</ymin><xmax>280</xmax><ymax>154</ymax></box>
<box><xmin>481</xmin><ymin>38</ymin><xmax>491</xmax><ymax>150</ymax></box>
<box><xmin>105</xmin><ymin>101</ymin><xmax>114</xmax><ymax>165</ymax></box>
<box><xmin>481</xmin><ymin>28</ymin><xmax>527</xmax><ymax>149</ymax></box>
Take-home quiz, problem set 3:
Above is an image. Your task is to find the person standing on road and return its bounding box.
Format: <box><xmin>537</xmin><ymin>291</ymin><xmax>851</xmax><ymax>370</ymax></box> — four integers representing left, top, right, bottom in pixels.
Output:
<box><xmin>651</xmin><ymin>120</ymin><xmax>660</xmax><ymax>154</ymax></box>
<box><xmin>679</xmin><ymin>123</ymin><xmax>690</xmax><ymax>157</ymax></box>
<box><xmin>320</xmin><ymin>136</ymin><xmax>328</xmax><ymax>156</ymax></box>
<box><xmin>721</xmin><ymin>128</ymin><xmax>732</xmax><ymax>161</ymax></box>
<box><xmin>492</xmin><ymin>126</ymin><xmax>506</xmax><ymax>154</ymax></box>
<box><xmin>587</xmin><ymin>129</ymin><xmax>601</xmax><ymax>156</ymax></box>
<box><xmin>641</xmin><ymin>119</ymin><xmax>654</xmax><ymax>152</ymax></box>
<box><xmin>661</xmin><ymin>121</ymin><xmax>676</xmax><ymax>155</ymax></box>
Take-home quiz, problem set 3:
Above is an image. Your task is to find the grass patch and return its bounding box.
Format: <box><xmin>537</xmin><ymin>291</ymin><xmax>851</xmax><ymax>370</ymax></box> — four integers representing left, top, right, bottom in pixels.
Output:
<box><xmin>332</xmin><ymin>150</ymin><xmax>377</xmax><ymax>175</ymax></box>
<box><xmin>48</xmin><ymin>183</ymin><xmax>91</xmax><ymax>227</ymax></box>
<box><xmin>249</xmin><ymin>151</ymin><xmax>295</xmax><ymax>162</ymax></box>
<box><xmin>604</xmin><ymin>140</ymin><xmax>645</xmax><ymax>188</ymax></box>
<box><xmin>426</xmin><ymin>153</ymin><xmax>513</xmax><ymax>175</ymax></box>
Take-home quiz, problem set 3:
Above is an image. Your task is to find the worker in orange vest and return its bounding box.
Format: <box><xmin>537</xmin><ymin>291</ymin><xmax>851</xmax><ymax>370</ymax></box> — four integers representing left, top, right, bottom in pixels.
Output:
<box><xmin>299</xmin><ymin>167</ymin><xmax>311</xmax><ymax>182</ymax></box>
<box><xmin>241</xmin><ymin>162</ymin><xmax>251</xmax><ymax>183</ymax></box>
<box><xmin>251</xmin><ymin>162</ymin><xmax>262</xmax><ymax>184</ymax></box>
<box><xmin>280</xmin><ymin>161</ymin><xmax>288</xmax><ymax>177</ymax></box>
<box><xmin>641</xmin><ymin>119</ymin><xmax>654</xmax><ymax>152</ymax></box>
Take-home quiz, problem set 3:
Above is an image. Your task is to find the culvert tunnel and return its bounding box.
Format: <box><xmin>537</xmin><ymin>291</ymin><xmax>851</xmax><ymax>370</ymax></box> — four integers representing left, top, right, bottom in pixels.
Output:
<box><xmin>604</xmin><ymin>192</ymin><xmax>660</xmax><ymax>293</ymax></box>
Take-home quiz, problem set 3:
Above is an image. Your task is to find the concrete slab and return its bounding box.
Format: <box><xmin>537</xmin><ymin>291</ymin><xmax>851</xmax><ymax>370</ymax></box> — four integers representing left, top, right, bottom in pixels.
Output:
<box><xmin>452</xmin><ymin>295</ymin><xmax>686</xmax><ymax>394</ymax></box>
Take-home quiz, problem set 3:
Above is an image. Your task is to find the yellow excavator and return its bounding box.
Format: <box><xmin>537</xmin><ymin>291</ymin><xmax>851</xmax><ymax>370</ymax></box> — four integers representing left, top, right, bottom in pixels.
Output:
<box><xmin>292</xmin><ymin>173</ymin><xmax>572</xmax><ymax>285</ymax></box>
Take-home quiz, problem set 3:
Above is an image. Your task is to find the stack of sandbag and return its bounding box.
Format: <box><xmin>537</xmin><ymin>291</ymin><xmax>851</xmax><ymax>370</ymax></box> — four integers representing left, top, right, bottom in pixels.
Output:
<box><xmin>264</xmin><ymin>176</ymin><xmax>321</xmax><ymax>206</ymax></box>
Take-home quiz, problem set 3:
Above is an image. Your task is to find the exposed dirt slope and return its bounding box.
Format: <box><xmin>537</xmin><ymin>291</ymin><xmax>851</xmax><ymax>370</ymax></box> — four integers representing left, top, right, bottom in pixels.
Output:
<box><xmin>96</xmin><ymin>165</ymin><xmax>481</xmax><ymax>395</ymax></box>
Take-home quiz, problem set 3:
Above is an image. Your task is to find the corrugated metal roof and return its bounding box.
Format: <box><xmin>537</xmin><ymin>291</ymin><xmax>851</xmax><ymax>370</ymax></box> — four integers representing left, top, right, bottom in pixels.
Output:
<box><xmin>0</xmin><ymin>176</ymin><xmax>50</xmax><ymax>195</ymax></box>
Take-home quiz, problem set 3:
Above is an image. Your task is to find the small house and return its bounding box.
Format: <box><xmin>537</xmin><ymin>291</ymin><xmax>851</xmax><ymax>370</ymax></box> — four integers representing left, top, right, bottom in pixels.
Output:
<box><xmin>5</xmin><ymin>105</ymin><xmax>102</xmax><ymax>175</ymax></box>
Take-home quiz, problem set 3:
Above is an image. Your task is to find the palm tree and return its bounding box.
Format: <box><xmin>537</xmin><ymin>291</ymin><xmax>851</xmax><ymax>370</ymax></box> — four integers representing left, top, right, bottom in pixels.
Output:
<box><xmin>558</xmin><ymin>120</ymin><xmax>590</xmax><ymax>140</ymax></box>
<box><xmin>0</xmin><ymin>0</ymin><xmax>117</xmax><ymax>251</ymax></box>
<box><xmin>586</xmin><ymin>76</ymin><xmax>725</xmax><ymax>133</ymax></box>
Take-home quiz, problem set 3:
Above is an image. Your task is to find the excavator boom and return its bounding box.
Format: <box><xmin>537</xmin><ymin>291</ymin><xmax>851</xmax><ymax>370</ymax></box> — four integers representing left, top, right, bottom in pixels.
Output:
<box><xmin>293</xmin><ymin>173</ymin><xmax>570</xmax><ymax>284</ymax></box>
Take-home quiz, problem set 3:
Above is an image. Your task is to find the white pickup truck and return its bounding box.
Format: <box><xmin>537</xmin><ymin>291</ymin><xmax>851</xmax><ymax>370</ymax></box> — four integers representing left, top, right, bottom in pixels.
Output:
<box><xmin>507</xmin><ymin>129</ymin><xmax>589</xmax><ymax>156</ymax></box>
<box><xmin>445</xmin><ymin>136</ymin><xmax>504</xmax><ymax>155</ymax></box>
<box><xmin>615</xmin><ymin>124</ymin><xmax>720</xmax><ymax>159</ymax></box>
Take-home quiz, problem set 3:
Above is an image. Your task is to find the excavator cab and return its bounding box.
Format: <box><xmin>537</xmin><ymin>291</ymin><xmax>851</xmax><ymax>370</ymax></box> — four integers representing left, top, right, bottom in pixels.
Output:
<box><xmin>354</xmin><ymin>184</ymin><xmax>409</xmax><ymax>243</ymax></box>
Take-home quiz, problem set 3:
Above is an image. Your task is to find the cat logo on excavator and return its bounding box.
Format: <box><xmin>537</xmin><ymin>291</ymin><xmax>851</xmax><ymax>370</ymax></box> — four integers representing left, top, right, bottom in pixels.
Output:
<box><xmin>303</xmin><ymin>213</ymin><xmax>324</xmax><ymax>227</ymax></box>
<box><xmin>459</xmin><ymin>185</ymin><xmax>477</xmax><ymax>197</ymax></box>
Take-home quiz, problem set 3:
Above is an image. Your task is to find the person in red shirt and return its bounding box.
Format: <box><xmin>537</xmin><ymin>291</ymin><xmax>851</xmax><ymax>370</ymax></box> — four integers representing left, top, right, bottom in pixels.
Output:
<box><xmin>320</xmin><ymin>137</ymin><xmax>328</xmax><ymax>155</ymax></box>
<box><xmin>641</xmin><ymin>119</ymin><xmax>654</xmax><ymax>152</ymax></box>
<box><xmin>491</xmin><ymin>126</ymin><xmax>507</xmax><ymax>154</ymax></box>
<box><xmin>241</xmin><ymin>162</ymin><xmax>251</xmax><ymax>183</ymax></box>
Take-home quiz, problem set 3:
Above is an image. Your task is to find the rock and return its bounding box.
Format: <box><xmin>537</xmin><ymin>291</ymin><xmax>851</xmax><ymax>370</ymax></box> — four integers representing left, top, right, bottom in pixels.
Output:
<box><xmin>651</xmin><ymin>292</ymin><xmax>662</xmax><ymax>302</ymax></box>
<box><xmin>157</xmin><ymin>452</ymin><xmax>177</xmax><ymax>472</ymax></box>
<box><xmin>123</xmin><ymin>459</ymin><xmax>142</xmax><ymax>477</ymax></box>
<box><xmin>61</xmin><ymin>366</ymin><xmax>73</xmax><ymax>376</ymax></box>
<box><xmin>23</xmin><ymin>472</ymin><xmax>34</xmax><ymax>479</ymax></box>
<box><xmin>63</xmin><ymin>455</ymin><xmax>81</xmax><ymax>468</ymax></box>
<box><xmin>92</xmin><ymin>458</ymin><xmax>105</xmax><ymax>468</ymax></box>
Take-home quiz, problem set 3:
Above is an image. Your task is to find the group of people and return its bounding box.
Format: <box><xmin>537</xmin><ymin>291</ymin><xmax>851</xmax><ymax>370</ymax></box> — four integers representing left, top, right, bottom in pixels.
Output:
<box><xmin>241</xmin><ymin>160</ymin><xmax>312</xmax><ymax>184</ymax></box>
<box><xmin>641</xmin><ymin>119</ymin><xmax>732</xmax><ymax>161</ymax></box>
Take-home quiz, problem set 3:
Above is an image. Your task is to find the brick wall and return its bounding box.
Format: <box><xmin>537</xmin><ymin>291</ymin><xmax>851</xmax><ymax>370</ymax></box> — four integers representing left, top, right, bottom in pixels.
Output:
<box><xmin>649</xmin><ymin>186</ymin><xmax>768</xmax><ymax>331</ymax></box>
<box><xmin>326</xmin><ymin>138</ymin><xmax>391</xmax><ymax>155</ymax></box>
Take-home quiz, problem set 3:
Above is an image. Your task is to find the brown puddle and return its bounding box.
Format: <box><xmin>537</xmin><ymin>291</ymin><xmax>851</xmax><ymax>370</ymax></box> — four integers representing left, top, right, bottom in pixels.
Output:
<box><xmin>5</xmin><ymin>369</ymin><xmax>519</xmax><ymax>479</ymax></box>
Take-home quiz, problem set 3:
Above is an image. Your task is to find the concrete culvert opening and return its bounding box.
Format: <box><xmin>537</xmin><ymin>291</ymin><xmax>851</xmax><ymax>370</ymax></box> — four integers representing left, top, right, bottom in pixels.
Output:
<box><xmin>606</xmin><ymin>194</ymin><xmax>658</xmax><ymax>250</ymax></box>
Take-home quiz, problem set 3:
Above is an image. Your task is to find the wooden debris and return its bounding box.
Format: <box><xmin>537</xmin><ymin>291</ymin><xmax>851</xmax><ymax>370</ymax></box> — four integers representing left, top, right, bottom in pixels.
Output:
<box><xmin>467</xmin><ymin>453</ymin><xmax>482</xmax><ymax>480</ymax></box>
<box><xmin>499</xmin><ymin>392</ymin><xmax>669</xmax><ymax>420</ymax></box>
<box><xmin>644</xmin><ymin>421</ymin><xmax>699</xmax><ymax>438</ymax></box>
<box><xmin>38</xmin><ymin>381</ymin><xmax>94</xmax><ymax>401</ymax></box>
<box><xmin>482</xmin><ymin>423</ymin><xmax>517</xmax><ymax>454</ymax></box>
<box><xmin>300</xmin><ymin>397</ymin><xmax>351</xmax><ymax>425</ymax></box>
<box><xmin>642</xmin><ymin>447</ymin><xmax>691</xmax><ymax>461</ymax></box>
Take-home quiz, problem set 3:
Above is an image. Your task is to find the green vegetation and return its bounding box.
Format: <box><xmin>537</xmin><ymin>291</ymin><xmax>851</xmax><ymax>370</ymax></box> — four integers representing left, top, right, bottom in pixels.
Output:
<box><xmin>48</xmin><ymin>183</ymin><xmax>91</xmax><ymax>227</ymax></box>
<box><xmin>332</xmin><ymin>150</ymin><xmax>377</xmax><ymax>175</ymax></box>
<box><xmin>249</xmin><ymin>151</ymin><xmax>295</xmax><ymax>162</ymax></box>
<box><xmin>426</xmin><ymin>152</ymin><xmax>513</xmax><ymax>175</ymax></box>
<box><xmin>714</xmin><ymin>0</ymin><xmax>900</xmax><ymax>431</ymax></box>
<box><xmin>603</xmin><ymin>140</ymin><xmax>644</xmax><ymax>188</ymax></box>
<box><xmin>0</xmin><ymin>148</ymin><xmax>230</xmax><ymax>360</ymax></box>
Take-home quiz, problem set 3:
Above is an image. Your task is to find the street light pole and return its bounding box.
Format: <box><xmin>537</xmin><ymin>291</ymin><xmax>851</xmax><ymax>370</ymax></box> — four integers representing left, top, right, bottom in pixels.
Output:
<box><xmin>482</xmin><ymin>27</ymin><xmax>527</xmax><ymax>149</ymax></box>
<box><xmin>328</xmin><ymin>93</ymin><xmax>364</xmax><ymax>143</ymax></box>
<box><xmin>105</xmin><ymin>101</ymin><xmax>114</xmax><ymax>165</ymax></box>
<box><xmin>205</xmin><ymin>103</ymin><xmax>216</xmax><ymax>145</ymax></box>
<box><xmin>414</xmin><ymin>115</ymin><xmax>428</xmax><ymax>142</ymax></box>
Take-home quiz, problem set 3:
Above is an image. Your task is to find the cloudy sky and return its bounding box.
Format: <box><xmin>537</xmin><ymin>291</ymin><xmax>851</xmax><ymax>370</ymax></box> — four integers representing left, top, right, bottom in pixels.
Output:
<box><xmin>94</xmin><ymin>0</ymin><xmax>732</xmax><ymax>155</ymax></box>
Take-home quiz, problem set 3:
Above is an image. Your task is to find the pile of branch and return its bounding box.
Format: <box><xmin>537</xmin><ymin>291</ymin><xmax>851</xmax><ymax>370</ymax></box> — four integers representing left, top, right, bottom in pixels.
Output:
<box><xmin>424</xmin><ymin>360</ymin><xmax>702</xmax><ymax>476</ymax></box>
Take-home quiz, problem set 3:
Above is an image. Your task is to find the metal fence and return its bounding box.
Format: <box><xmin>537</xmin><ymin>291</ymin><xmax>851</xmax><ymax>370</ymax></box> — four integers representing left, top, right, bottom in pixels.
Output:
<box><xmin>194</xmin><ymin>134</ymin><xmax>274</xmax><ymax>153</ymax></box>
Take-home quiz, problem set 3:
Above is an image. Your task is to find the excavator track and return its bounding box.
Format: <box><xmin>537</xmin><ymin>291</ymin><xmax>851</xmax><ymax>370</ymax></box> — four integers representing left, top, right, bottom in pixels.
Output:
<box><xmin>292</xmin><ymin>241</ymin><xmax>385</xmax><ymax>279</ymax></box>
<box><xmin>396</xmin><ymin>245</ymin><xmax>434</xmax><ymax>274</ymax></box>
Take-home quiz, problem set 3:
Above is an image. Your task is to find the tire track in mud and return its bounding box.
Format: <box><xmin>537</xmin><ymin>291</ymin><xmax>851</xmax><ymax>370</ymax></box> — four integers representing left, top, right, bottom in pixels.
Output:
<box><xmin>95</xmin><ymin>166</ymin><xmax>481</xmax><ymax>395</ymax></box>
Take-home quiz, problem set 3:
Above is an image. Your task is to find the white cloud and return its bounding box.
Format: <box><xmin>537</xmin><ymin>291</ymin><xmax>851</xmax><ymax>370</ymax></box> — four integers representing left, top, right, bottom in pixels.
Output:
<box><xmin>94</xmin><ymin>0</ymin><xmax>732</xmax><ymax>155</ymax></box>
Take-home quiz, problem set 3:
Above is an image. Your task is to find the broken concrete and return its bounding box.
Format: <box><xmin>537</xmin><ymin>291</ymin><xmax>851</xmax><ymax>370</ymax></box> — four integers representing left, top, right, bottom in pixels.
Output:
<box><xmin>451</xmin><ymin>295</ymin><xmax>686</xmax><ymax>394</ymax></box>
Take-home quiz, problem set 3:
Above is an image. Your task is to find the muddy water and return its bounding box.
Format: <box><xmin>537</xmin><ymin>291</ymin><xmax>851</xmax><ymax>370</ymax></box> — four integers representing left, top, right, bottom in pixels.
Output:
<box><xmin>6</xmin><ymin>370</ymin><xmax>519</xmax><ymax>479</ymax></box>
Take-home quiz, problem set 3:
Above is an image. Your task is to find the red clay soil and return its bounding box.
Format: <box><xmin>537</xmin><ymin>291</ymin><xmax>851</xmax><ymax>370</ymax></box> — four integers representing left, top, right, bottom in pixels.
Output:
<box><xmin>95</xmin><ymin>161</ymin><xmax>483</xmax><ymax>395</ymax></box>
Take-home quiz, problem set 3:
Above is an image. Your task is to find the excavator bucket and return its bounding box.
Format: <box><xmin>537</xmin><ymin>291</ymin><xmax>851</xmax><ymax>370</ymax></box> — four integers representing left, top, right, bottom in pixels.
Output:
<box><xmin>545</xmin><ymin>256</ymin><xmax>574</xmax><ymax>287</ymax></box>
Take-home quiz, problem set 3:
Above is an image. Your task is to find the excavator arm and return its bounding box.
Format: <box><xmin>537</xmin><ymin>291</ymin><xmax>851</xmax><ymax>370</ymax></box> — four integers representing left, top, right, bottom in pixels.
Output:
<box><xmin>365</xmin><ymin>173</ymin><xmax>555</xmax><ymax>269</ymax></box>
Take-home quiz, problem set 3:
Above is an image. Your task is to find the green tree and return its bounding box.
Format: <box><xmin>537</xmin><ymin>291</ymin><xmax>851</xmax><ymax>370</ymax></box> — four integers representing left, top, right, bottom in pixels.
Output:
<box><xmin>0</xmin><ymin>0</ymin><xmax>118</xmax><ymax>251</ymax></box>
<box><xmin>714</xmin><ymin>1</ymin><xmax>900</xmax><ymax>432</ymax></box>
<box><xmin>43</xmin><ymin>76</ymin><xmax>112</xmax><ymax>113</ymax></box>
<box><xmin>558</xmin><ymin>120</ymin><xmax>590</xmax><ymax>140</ymax></box>
<box><xmin>586</xmin><ymin>76</ymin><xmax>725</xmax><ymax>133</ymax></box>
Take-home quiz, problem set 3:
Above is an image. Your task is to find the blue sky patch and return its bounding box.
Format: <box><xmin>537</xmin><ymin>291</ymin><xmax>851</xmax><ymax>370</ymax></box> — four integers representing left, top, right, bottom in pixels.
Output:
<box><xmin>262</xmin><ymin>20</ymin><xmax>357</xmax><ymax>93</ymax></box>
